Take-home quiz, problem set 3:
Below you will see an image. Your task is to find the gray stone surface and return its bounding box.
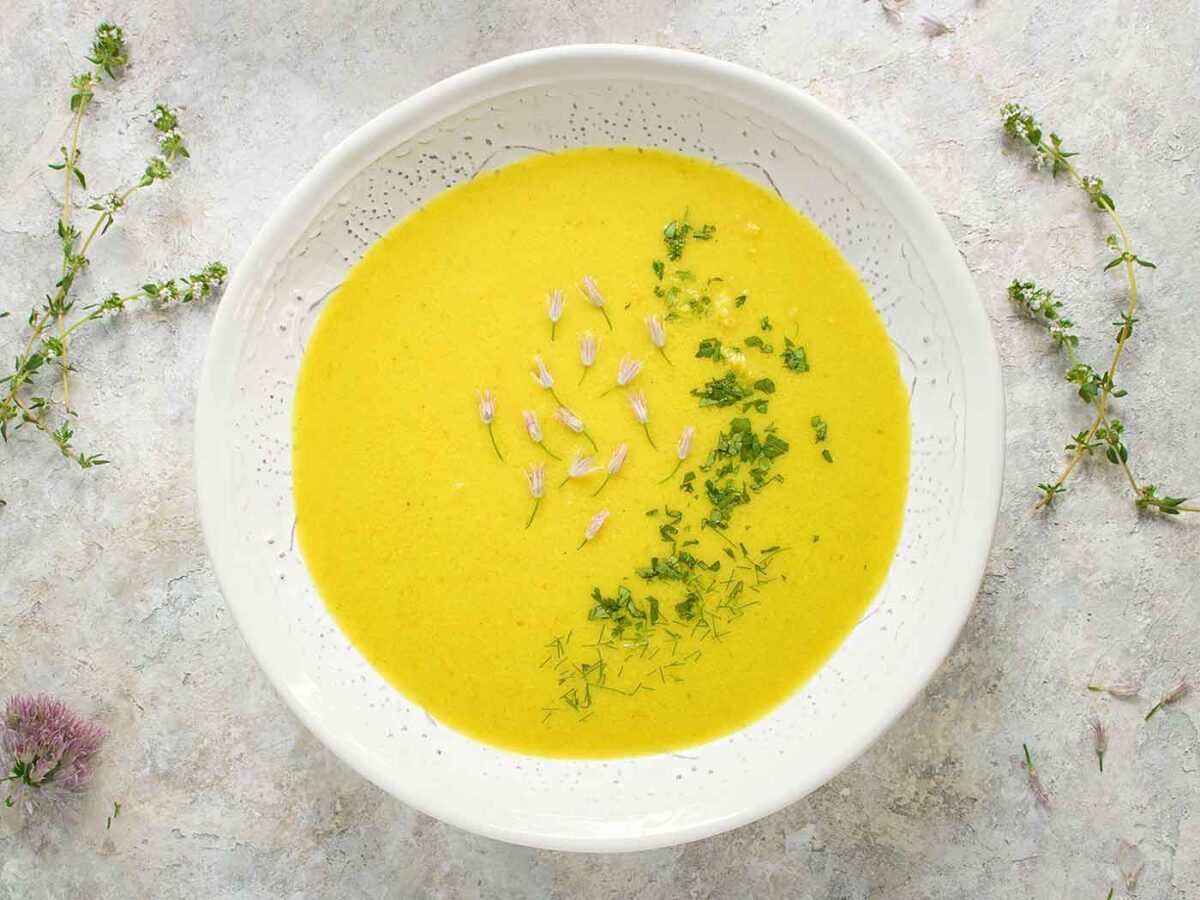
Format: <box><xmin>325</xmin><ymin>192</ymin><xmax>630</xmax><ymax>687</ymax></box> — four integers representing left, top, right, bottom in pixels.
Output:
<box><xmin>2</xmin><ymin>1</ymin><xmax>1198</xmax><ymax>896</ymax></box>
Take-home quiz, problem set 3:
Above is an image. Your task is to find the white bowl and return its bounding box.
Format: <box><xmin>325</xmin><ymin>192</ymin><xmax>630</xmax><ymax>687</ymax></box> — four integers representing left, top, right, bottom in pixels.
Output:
<box><xmin>195</xmin><ymin>45</ymin><xmax>1003</xmax><ymax>852</ymax></box>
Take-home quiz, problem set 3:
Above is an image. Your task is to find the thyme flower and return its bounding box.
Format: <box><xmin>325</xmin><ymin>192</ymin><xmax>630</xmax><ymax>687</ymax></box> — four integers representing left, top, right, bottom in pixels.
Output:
<box><xmin>578</xmin><ymin>331</ymin><xmax>598</xmax><ymax>384</ymax></box>
<box><xmin>578</xmin><ymin>509</ymin><xmax>610</xmax><ymax>548</ymax></box>
<box><xmin>476</xmin><ymin>389</ymin><xmax>502</xmax><ymax>460</ymax></box>
<box><xmin>646</xmin><ymin>313</ymin><xmax>670</xmax><ymax>364</ymax></box>
<box><xmin>592</xmin><ymin>442</ymin><xmax>629</xmax><ymax>496</ymax></box>
<box><xmin>522</xmin><ymin>409</ymin><xmax>560</xmax><ymax>460</ymax></box>
<box><xmin>659</xmin><ymin>425</ymin><xmax>696</xmax><ymax>483</ymax></box>
<box><xmin>1145</xmin><ymin>677</ymin><xmax>1189</xmax><ymax>721</ymax></box>
<box><xmin>524</xmin><ymin>463</ymin><xmax>545</xmax><ymax>527</ymax></box>
<box><xmin>546</xmin><ymin>289</ymin><xmax>565</xmax><ymax>340</ymax></box>
<box><xmin>579</xmin><ymin>275</ymin><xmax>613</xmax><ymax>330</ymax></box>
<box><xmin>554</xmin><ymin>405</ymin><xmax>598</xmax><ymax>451</ymax></box>
<box><xmin>2</xmin><ymin>695</ymin><xmax>105</xmax><ymax>812</ymax></box>
<box><xmin>561</xmin><ymin>450</ymin><xmax>599</xmax><ymax>486</ymax></box>
<box><xmin>629</xmin><ymin>390</ymin><xmax>655</xmax><ymax>448</ymax></box>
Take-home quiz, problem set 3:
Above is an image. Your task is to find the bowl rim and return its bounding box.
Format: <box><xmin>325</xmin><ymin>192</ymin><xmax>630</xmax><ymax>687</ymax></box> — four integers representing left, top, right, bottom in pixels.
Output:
<box><xmin>195</xmin><ymin>42</ymin><xmax>1004</xmax><ymax>852</ymax></box>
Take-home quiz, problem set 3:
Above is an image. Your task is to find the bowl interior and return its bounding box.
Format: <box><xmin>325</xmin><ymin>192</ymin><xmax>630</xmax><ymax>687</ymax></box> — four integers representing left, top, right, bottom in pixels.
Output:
<box><xmin>196</xmin><ymin>46</ymin><xmax>1002</xmax><ymax>852</ymax></box>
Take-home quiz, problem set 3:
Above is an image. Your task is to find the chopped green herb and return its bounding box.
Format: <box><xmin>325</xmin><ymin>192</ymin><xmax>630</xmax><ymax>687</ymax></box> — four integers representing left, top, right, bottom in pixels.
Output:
<box><xmin>695</xmin><ymin>338</ymin><xmax>724</xmax><ymax>362</ymax></box>
<box><xmin>782</xmin><ymin>337</ymin><xmax>810</xmax><ymax>373</ymax></box>
<box><xmin>734</xmin><ymin>294</ymin><xmax>747</xmax><ymax>308</ymax></box>
<box><xmin>674</xmin><ymin>269</ymin><xmax>694</xmax><ymax>282</ymax></box>
<box><xmin>822</xmin><ymin>448</ymin><xmax>834</xmax><ymax>463</ymax></box>
<box><xmin>811</xmin><ymin>415</ymin><xmax>828</xmax><ymax>442</ymax></box>
<box><xmin>691</xmin><ymin>371</ymin><xmax>753</xmax><ymax>408</ymax></box>
<box><xmin>652</xmin><ymin>259</ymin><xmax>664</xmax><ymax>280</ymax></box>
<box><xmin>760</xmin><ymin>317</ymin><xmax>773</xmax><ymax>331</ymax></box>
<box><xmin>753</xmin><ymin>378</ymin><xmax>775</xmax><ymax>394</ymax></box>
<box><xmin>743</xmin><ymin>335</ymin><xmax>774</xmax><ymax>354</ymax></box>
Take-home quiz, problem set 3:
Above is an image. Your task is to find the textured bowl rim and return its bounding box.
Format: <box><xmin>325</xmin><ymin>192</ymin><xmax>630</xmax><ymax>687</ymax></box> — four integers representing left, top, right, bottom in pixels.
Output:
<box><xmin>195</xmin><ymin>43</ymin><xmax>1004</xmax><ymax>852</ymax></box>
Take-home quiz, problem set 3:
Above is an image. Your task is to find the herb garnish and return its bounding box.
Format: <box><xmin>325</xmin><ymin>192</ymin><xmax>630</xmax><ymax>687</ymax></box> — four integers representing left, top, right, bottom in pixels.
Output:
<box><xmin>1002</xmin><ymin>103</ymin><xmax>1196</xmax><ymax>513</ymax></box>
<box><xmin>662</xmin><ymin>215</ymin><xmax>715</xmax><ymax>261</ymax></box>
<box><xmin>743</xmin><ymin>335</ymin><xmax>774</xmax><ymax>354</ymax></box>
<box><xmin>695</xmin><ymin>337</ymin><xmax>725</xmax><ymax>362</ymax></box>
<box><xmin>781</xmin><ymin>337</ymin><xmax>810</xmax><ymax>373</ymax></box>
<box><xmin>0</xmin><ymin>23</ymin><xmax>226</xmax><ymax>505</ymax></box>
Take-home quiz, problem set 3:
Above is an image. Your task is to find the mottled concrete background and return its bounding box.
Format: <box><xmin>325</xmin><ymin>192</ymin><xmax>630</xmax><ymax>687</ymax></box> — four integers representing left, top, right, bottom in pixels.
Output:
<box><xmin>2</xmin><ymin>1</ymin><xmax>1198</xmax><ymax>897</ymax></box>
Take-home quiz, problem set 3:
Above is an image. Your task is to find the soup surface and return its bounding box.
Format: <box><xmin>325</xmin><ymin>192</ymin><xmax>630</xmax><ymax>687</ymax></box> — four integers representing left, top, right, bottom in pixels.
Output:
<box><xmin>293</xmin><ymin>147</ymin><xmax>908</xmax><ymax>758</ymax></box>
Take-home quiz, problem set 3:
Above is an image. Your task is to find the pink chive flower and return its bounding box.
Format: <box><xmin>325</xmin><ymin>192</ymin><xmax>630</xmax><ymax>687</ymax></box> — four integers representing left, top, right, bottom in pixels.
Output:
<box><xmin>578</xmin><ymin>509</ymin><xmax>610</xmax><ymax>548</ymax></box>
<box><xmin>660</xmin><ymin>425</ymin><xmax>696</xmax><ymax>483</ymax></box>
<box><xmin>592</xmin><ymin>443</ymin><xmax>629</xmax><ymax>496</ymax></box>
<box><xmin>1089</xmin><ymin>715</ymin><xmax>1108</xmax><ymax>772</ymax></box>
<box><xmin>603</xmin><ymin>355</ymin><xmax>644</xmax><ymax>396</ymax></box>
<box><xmin>1021</xmin><ymin>744</ymin><xmax>1050</xmax><ymax>808</ymax></box>
<box><xmin>2</xmin><ymin>695</ymin><xmax>105</xmax><ymax>813</ymax></box>
<box><xmin>578</xmin><ymin>331</ymin><xmax>598</xmax><ymax>384</ymax></box>
<box><xmin>579</xmin><ymin>275</ymin><xmax>612</xmax><ymax>330</ymax></box>
<box><xmin>1146</xmin><ymin>677</ymin><xmax>1190</xmax><ymax>721</ymax></box>
<box><xmin>546</xmin><ymin>289</ymin><xmax>565</xmax><ymax>340</ymax></box>
<box><xmin>560</xmin><ymin>450</ymin><xmax>599</xmax><ymax>486</ymax></box>
<box><xmin>522</xmin><ymin>409</ymin><xmax>559</xmax><ymax>460</ymax></box>
<box><xmin>920</xmin><ymin>14</ymin><xmax>954</xmax><ymax>36</ymax></box>
<box><xmin>1087</xmin><ymin>681</ymin><xmax>1142</xmax><ymax>699</ymax></box>
<box><xmin>476</xmin><ymin>389</ymin><xmax>502</xmax><ymax>461</ymax></box>
<box><xmin>553</xmin><ymin>406</ymin><xmax>598</xmax><ymax>451</ymax></box>
<box><xmin>629</xmin><ymin>390</ymin><xmax>655</xmax><ymax>448</ymax></box>
<box><xmin>530</xmin><ymin>355</ymin><xmax>563</xmax><ymax>404</ymax></box>
<box><xmin>646</xmin><ymin>313</ymin><xmax>670</xmax><ymax>364</ymax></box>
<box><xmin>524</xmin><ymin>463</ymin><xmax>545</xmax><ymax>527</ymax></box>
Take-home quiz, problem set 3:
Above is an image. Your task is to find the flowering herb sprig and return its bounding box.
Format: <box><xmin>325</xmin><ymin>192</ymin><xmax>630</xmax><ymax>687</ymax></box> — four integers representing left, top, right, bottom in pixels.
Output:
<box><xmin>629</xmin><ymin>390</ymin><xmax>655</xmax><ymax>448</ymax></box>
<box><xmin>659</xmin><ymin>425</ymin><xmax>696</xmax><ymax>483</ymax></box>
<box><xmin>1144</xmin><ymin>677</ymin><xmax>1189</xmax><ymax>721</ymax></box>
<box><xmin>578</xmin><ymin>275</ymin><xmax>612</xmax><ymax>330</ymax></box>
<box><xmin>524</xmin><ymin>463</ymin><xmax>545</xmax><ymax>528</ymax></box>
<box><xmin>0</xmin><ymin>23</ymin><xmax>226</xmax><ymax>506</ymax></box>
<box><xmin>2</xmin><ymin>695</ymin><xmax>105</xmax><ymax>812</ymax></box>
<box><xmin>546</xmin><ymin>289</ymin><xmax>564</xmax><ymax>340</ymax></box>
<box><xmin>553</xmin><ymin>405</ymin><xmax>597</xmax><ymax>451</ymax></box>
<box><xmin>578</xmin><ymin>510</ymin><xmax>610</xmax><ymax>549</ymax></box>
<box><xmin>476</xmin><ymin>389</ymin><xmax>502</xmax><ymax>460</ymax></box>
<box><xmin>578</xmin><ymin>331</ymin><xmax>598</xmax><ymax>384</ymax></box>
<box><xmin>1002</xmin><ymin>103</ymin><xmax>1196</xmax><ymax>515</ymax></box>
<box><xmin>592</xmin><ymin>443</ymin><xmax>628</xmax><ymax>496</ymax></box>
<box><xmin>646</xmin><ymin>313</ymin><xmax>670</xmax><ymax>364</ymax></box>
<box><xmin>521</xmin><ymin>409</ymin><xmax>560</xmax><ymax>460</ymax></box>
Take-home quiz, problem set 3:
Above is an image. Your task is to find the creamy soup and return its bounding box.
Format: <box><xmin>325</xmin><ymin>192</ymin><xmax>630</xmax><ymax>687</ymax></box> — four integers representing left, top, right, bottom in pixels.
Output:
<box><xmin>293</xmin><ymin>147</ymin><xmax>908</xmax><ymax>758</ymax></box>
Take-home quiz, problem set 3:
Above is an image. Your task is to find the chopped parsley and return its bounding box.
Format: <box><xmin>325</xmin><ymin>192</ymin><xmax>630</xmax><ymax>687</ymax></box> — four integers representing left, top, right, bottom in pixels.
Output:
<box><xmin>662</xmin><ymin>216</ymin><xmax>716</xmax><ymax>261</ymax></box>
<box><xmin>811</xmin><ymin>415</ymin><xmax>828</xmax><ymax>442</ymax></box>
<box><xmin>743</xmin><ymin>335</ymin><xmax>774</xmax><ymax>354</ymax></box>
<box><xmin>652</xmin><ymin>259</ymin><xmax>665</xmax><ymax>280</ymax></box>
<box><xmin>782</xmin><ymin>337</ymin><xmax>810</xmax><ymax>373</ymax></box>
<box><xmin>695</xmin><ymin>338</ymin><xmax>725</xmax><ymax>362</ymax></box>
<box><xmin>760</xmin><ymin>317</ymin><xmax>773</xmax><ymax>331</ymax></box>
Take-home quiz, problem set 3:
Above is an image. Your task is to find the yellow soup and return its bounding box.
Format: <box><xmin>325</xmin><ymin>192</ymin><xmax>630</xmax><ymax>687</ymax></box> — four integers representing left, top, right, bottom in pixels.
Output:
<box><xmin>293</xmin><ymin>147</ymin><xmax>908</xmax><ymax>758</ymax></box>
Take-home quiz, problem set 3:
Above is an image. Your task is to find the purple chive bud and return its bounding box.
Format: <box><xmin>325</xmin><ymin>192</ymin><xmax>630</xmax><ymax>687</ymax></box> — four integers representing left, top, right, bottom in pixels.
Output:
<box><xmin>579</xmin><ymin>275</ymin><xmax>613</xmax><ymax>330</ymax></box>
<box><xmin>920</xmin><ymin>14</ymin><xmax>953</xmax><ymax>36</ymax></box>
<box><xmin>2</xmin><ymin>694</ymin><xmax>105</xmax><ymax>812</ymax></box>
<box><xmin>1021</xmin><ymin>744</ymin><xmax>1050</xmax><ymax>808</ymax></box>
<box><xmin>579</xmin><ymin>509</ymin><xmax>610</xmax><ymax>548</ymax></box>
<box><xmin>1088</xmin><ymin>680</ymin><xmax>1142</xmax><ymax>699</ymax></box>
<box><xmin>546</xmin><ymin>289</ymin><xmax>565</xmax><ymax>340</ymax></box>
<box><xmin>1146</xmin><ymin>677</ymin><xmax>1189</xmax><ymax>720</ymax></box>
<box><xmin>1090</xmin><ymin>715</ymin><xmax>1108</xmax><ymax>772</ymax></box>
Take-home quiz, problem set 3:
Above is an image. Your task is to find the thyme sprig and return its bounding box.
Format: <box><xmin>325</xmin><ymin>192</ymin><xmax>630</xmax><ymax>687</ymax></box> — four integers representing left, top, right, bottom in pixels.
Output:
<box><xmin>1002</xmin><ymin>103</ymin><xmax>1196</xmax><ymax>514</ymax></box>
<box><xmin>0</xmin><ymin>23</ymin><xmax>226</xmax><ymax>505</ymax></box>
